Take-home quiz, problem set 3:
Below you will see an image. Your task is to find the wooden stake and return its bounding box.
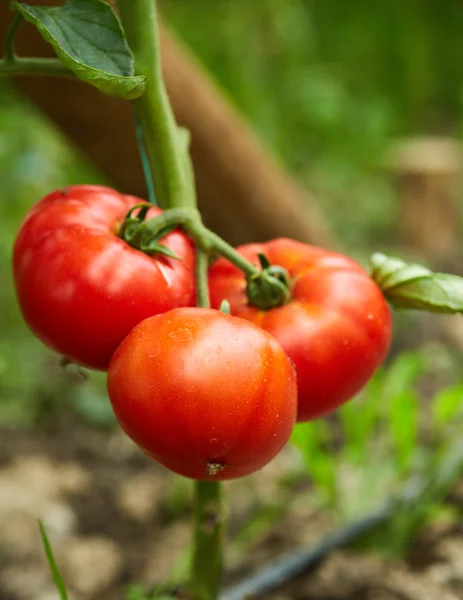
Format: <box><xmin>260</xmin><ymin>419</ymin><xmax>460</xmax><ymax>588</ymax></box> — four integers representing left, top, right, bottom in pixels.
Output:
<box><xmin>0</xmin><ymin>2</ymin><xmax>335</xmax><ymax>248</ymax></box>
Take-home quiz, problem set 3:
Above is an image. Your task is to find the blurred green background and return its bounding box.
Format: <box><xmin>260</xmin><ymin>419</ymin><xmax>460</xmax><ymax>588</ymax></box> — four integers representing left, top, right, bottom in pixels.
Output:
<box><xmin>1</xmin><ymin>0</ymin><xmax>462</xmax><ymax>427</ymax></box>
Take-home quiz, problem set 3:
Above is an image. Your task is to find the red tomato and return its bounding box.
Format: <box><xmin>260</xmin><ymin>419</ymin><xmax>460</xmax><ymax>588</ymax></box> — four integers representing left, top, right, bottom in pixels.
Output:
<box><xmin>13</xmin><ymin>185</ymin><xmax>196</xmax><ymax>370</ymax></box>
<box><xmin>107</xmin><ymin>308</ymin><xmax>297</xmax><ymax>480</ymax></box>
<box><xmin>208</xmin><ymin>238</ymin><xmax>392</xmax><ymax>422</ymax></box>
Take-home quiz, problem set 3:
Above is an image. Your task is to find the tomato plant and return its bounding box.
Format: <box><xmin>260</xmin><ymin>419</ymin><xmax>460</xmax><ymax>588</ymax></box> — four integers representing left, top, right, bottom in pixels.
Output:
<box><xmin>13</xmin><ymin>185</ymin><xmax>196</xmax><ymax>370</ymax></box>
<box><xmin>5</xmin><ymin>1</ymin><xmax>463</xmax><ymax>598</ymax></box>
<box><xmin>107</xmin><ymin>307</ymin><xmax>297</xmax><ymax>480</ymax></box>
<box><xmin>209</xmin><ymin>238</ymin><xmax>392</xmax><ymax>421</ymax></box>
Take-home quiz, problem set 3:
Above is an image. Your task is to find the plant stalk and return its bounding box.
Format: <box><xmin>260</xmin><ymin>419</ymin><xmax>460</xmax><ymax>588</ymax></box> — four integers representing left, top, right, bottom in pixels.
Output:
<box><xmin>115</xmin><ymin>3</ymin><xmax>224</xmax><ymax>598</ymax></box>
<box><xmin>192</xmin><ymin>479</ymin><xmax>224</xmax><ymax>600</ymax></box>
<box><xmin>115</xmin><ymin>0</ymin><xmax>194</xmax><ymax>210</ymax></box>
<box><xmin>193</xmin><ymin>231</ymin><xmax>222</xmax><ymax>600</ymax></box>
<box><xmin>192</xmin><ymin>241</ymin><xmax>224</xmax><ymax>600</ymax></box>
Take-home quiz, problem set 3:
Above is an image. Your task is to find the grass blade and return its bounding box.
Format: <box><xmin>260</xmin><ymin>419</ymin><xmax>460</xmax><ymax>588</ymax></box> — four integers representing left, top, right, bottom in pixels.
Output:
<box><xmin>38</xmin><ymin>519</ymin><xmax>68</xmax><ymax>600</ymax></box>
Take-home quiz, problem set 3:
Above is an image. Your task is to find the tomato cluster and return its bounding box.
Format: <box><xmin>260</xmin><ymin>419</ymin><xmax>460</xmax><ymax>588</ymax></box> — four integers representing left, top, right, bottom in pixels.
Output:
<box><xmin>13</xmin><ymin>186</ymin><xmax>392</xmax><ymax>480</ymax></box>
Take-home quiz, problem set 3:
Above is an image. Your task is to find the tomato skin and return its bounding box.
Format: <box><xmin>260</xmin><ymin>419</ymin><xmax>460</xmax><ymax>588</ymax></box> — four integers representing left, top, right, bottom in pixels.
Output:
<box><xmin>107</xmin><ymin>308</ymin><xmax>297</xmax><ymax>480</ymax></box>
<box><xmin>208</xmin><ymin>238</ymin><xmax>392</xmax><ymax>422</ymax></box>
<box><xmin>13</xmin><ymin>185</ymin><xmax>196</xmax><ymax>370</ymax></box>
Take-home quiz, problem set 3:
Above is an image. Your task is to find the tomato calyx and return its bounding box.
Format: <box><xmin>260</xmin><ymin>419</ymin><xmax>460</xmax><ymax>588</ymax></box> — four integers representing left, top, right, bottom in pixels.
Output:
<box><xmin>246</xmin><ymin>253</ymin><xmax>292</xmax><ymax>310</ymax></box>
<box><xmin>118</xmin><ymin>203</ymin><xmax>183</xmax><ymax>259</ymax></box>
<box><xmin>120</xmin><ymin>205</ymin><xmax>292</xmax><ymax>309</ymax></box>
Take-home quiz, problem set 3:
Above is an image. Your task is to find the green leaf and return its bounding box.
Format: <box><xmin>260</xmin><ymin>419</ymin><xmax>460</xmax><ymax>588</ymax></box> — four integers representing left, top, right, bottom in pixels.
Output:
<box><xmin>371</xmin><ymin>253</ymin><xmax>463</xmax><ymax>314</ymax></box>
<box><xmin>389</xmin><ymin>389</ymin><xmax>418</xmax><ymax>474</ymax></box>
<box><xmin>432</xmin><ymin>384</ymin><xmax>463</xmax><ymax>427</ymax></box>
<box><xmin>380</xmin><ymin>352</ymin><xmax>425</xmax><ymax>403</ymax></box>
<box><xmin>11</xmin><ymin>0</ymin><xmax>146</xmax><ymax>99</ymax></box>
<box><xmin>38</xmin><ymin>520</ymin><xmax>68</xmax><ymax>600</ymax></box>
<box><xmin>291</xmin><ymin>421</ymin><xmax>337</xmax><ymax>503</ymax></box>
<box><xmin>124</xmin><ymin>585</ymin><xmax>149</xmax><ymax>600</ymax></box>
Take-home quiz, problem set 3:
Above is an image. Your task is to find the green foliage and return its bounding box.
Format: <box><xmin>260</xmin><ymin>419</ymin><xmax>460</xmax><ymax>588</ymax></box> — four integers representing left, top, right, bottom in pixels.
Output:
<box><xmin>125</xmin><ymin>586</ymin><xmax>150</xmax><ymax>600</ymax></box>
<box><xmin>164</xmin><ymin>0</ymin><xmax>463</xmax><ymax>248</ymax></box>
<box><xmin>0</xmin><ymin>84</ymin><xmax>109</xmax><ymax>428</ymax></box>
<box><xmin>291</xmin><ymin>349</ymin><xmax>463</xmax><ymax>555</ymax></box>
<box><xmin>10</xmin><ymin>0</ymin><xmax>145</xmax><ymax>98</ymax></box>
<box><xmin>432</xmin><ymin>383</ymin><xmax>463</xmax><ymax>431</ymax></box>
<box><xmin>371</xmin><ymin>253</ymin><xmax>463</xmax><ymax>314</ymax></box>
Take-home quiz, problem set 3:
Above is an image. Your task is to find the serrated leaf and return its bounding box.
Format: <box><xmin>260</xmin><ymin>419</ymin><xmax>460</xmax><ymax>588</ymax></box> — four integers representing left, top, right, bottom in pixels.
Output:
<box><xmin>370</xmin><ymin>253</ymin><xmax>463</xmax><ymax>314</ymax></box>
<box><xmin>38</xmin><ymin>520</ymin><xmax>68</xmax><ymax>600</ymax></box>
<box><xmin>11</xmin><ymin>0</ymin><xmax>145</xmax><ymax>99</ymax></box>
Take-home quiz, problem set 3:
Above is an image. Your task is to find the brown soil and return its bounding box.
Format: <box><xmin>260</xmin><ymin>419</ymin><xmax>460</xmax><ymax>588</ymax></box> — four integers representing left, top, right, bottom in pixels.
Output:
<box><xmin>0</xmin><ymin>414</ymin><xmax>462</xmax><ymax>600</ymax></box>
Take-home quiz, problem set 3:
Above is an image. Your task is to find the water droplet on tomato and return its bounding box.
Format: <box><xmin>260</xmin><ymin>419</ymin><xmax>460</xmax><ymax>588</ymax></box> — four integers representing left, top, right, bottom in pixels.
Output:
<box><xmin>169</xmin><ymin>328</ymin><xmax>193</xmax><ymax>342</ymax></box>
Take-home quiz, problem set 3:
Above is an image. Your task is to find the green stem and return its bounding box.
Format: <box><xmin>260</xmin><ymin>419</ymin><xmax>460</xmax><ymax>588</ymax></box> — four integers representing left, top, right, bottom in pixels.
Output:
<box><xmin>192</xmin><ymin>231</ymin><xmax>221</xmax><ymax>600</ymax></box>
<box><xmin>115</xmin><ymin>0</ymin><xmax>194</xmax><ymax>210</ymax></box>
<box><xmin>196</xmin><ymin>247</ymin><xmax>211</xmax><ymax>309</ymax></box>
<box><xmin>3</xmin><ymin>13</ymin><xmax>23</xmax><ymax>61</ymax></box>
<box><xmin>192</xmin><ymin>480</ymin><xmax>224</xmax><ymax>600</ymax></box>
<box><xmin>120</xmin><ymin>207</ymin><xmax>260</xmax><ymax>278</ymax></box>
<box><xmin>133</xmin><ymin>109</ymin><xmax>157</xmax><ymax>206</ymax></box>
<box><xmin>0</xmin><ymin>57</ymin><xmax>74</xmax><ymax>78</ymax></box>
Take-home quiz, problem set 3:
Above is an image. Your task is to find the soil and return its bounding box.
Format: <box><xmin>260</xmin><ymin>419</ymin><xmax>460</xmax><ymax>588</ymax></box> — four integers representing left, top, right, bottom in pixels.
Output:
<box><xmin>0</xmin><ymin>412</ymin><xmax>462</xmax><ymax>600</ymax></box>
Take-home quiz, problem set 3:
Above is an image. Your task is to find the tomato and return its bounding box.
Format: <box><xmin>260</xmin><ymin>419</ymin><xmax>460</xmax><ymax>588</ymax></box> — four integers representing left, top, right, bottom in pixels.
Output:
<box><xmin>107</xmin><ymin>308</ymin><xmax>297</xmax><ymax>480</ymax></box>
<box><xmin>13</xmin><ymin>185</ymin><xmax>196</xmax><ymax>370</ymax></box>
<box><xmin>208</xmin><ymin>238</ymin><xmax>392</xmax><ymax>422</ymax></box>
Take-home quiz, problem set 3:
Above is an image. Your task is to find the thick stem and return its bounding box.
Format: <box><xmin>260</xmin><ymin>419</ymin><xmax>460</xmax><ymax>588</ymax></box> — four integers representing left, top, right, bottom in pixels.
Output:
<box><xmin>0</xmin><ymin>57</ymin><xmax>74</xmax><ymax>78</ymax></box>
<box><xmin>192</xmin><ymin>480</ymin><xmax>224</xmax><ymax>600</ymax></box>
<box><xmin>116</xmin><ymin>0</ymin><xmax>194</xmax><ymax>210</ymax></box>
<box><xmin>192</xmin><ymin>236</ymin><xmax>222</xmax><ymax>600</ymax></box>
<box><xmin>115</xmin><ymin>7</ymin><xmax>224</xmax><ymax>598</ymax></box>
<box><xmin>192</xmin><ymin>250</ymin><xmax>224</xmax><ymax>600</ymax></box>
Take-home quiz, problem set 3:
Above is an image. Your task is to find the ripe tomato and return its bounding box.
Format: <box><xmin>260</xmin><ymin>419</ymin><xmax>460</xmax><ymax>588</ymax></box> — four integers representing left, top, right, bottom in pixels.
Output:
<box><xmin>208</xmin><ymin>238</ymin><xmax>392</xmax><ymax>421</ymax></box>
<box><xmin>13</xmin><ymin>185</ymin><xmax>196</xmax><ymax>370</ymax></box>
<box><xmin>107</xmin><ymin>308</ymin><xmax>297</xmax><ymax>480</ymax></box>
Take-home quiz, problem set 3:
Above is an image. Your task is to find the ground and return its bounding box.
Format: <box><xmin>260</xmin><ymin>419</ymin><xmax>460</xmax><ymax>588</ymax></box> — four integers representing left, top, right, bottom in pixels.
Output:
<box><xmin>1</xmin><ymin>411</ymin><xmax>462</xmax><ymax>600</ymax></box>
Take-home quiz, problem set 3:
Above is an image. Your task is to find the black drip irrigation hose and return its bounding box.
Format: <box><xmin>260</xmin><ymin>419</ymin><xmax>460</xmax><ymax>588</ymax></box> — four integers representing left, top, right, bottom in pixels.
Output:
<box><xmin>220</xmin><ymin>503</ymin><xmax>391</xmax><ymax>600</ymax></box>
<box><xmin>221</xmin><ymin>436</ymin><xmax>463</xmax><ymax>600</ymax></box>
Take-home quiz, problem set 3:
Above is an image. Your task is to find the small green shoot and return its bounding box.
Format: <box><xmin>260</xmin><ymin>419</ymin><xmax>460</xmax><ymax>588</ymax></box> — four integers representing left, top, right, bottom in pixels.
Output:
<box><xmin>38</xmin><ymin>519</ymin><xmax>68</xmax><ymax>600</ymax></box>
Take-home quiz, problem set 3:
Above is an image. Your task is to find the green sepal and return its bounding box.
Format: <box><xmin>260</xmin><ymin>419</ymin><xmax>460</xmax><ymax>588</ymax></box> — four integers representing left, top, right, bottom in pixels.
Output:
<box><xmin>371</xmin><ymin>253</ymin><xmax>463</xmax><ymax>314</ymax></box>
<box><xmin>119</xmin><ymin>206</ymin><xmax>183</xmax><ymax>260</ymax></box>
<box><xmin>219</xmin><ymin>299</ymin><xmax>231</xmax><ymax>314</ymax></box>
<box><xmin>141</xmin><ymin>241</ymin><xmax>182</xmax><ymax>260</ymax></box>
<box><xmin>10</xmin><ymin>0</ymin><xmax>146</xmax><ymax>99</ymax></box>
<box><xmin>257</xmin><ymin>252</ymin><xmax>271</xmax><ymax>270</ymax></box>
